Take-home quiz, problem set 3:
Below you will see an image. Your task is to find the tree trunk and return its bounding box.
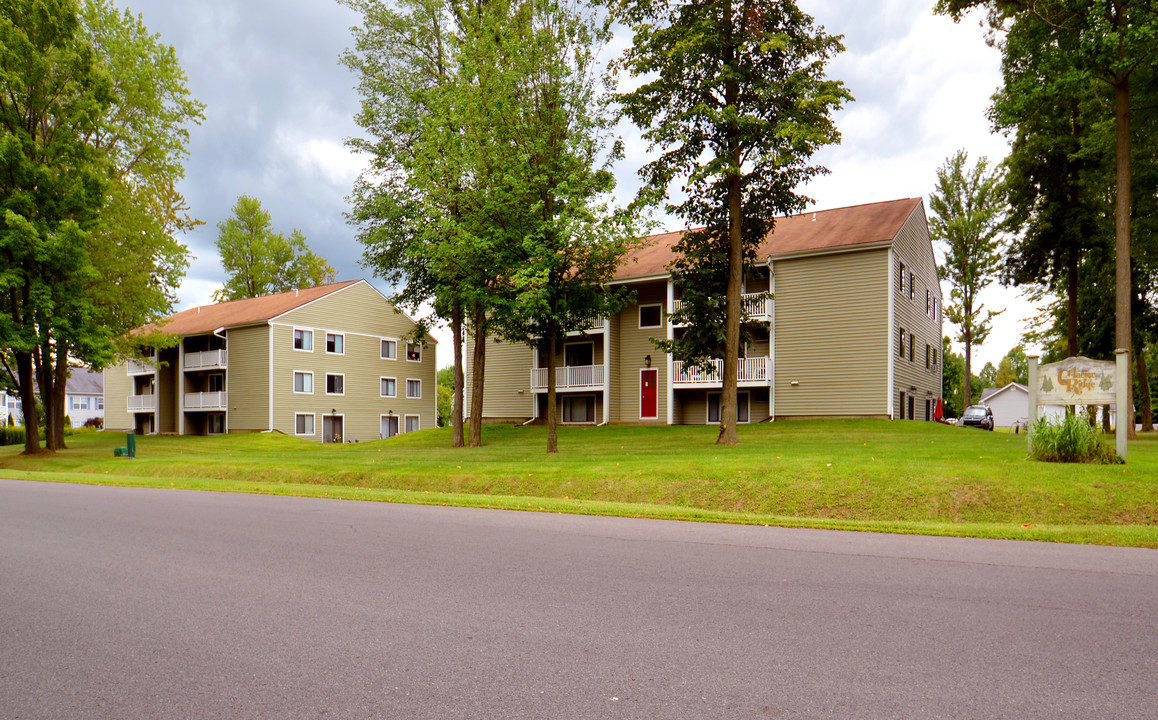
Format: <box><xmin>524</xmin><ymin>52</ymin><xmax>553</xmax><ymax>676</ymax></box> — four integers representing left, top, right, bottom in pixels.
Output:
<box><xmin>1066</xmin><ymin>100</ymin><xmax>1081</xmax><ymax>358</ymax></box>
<box><xmin>717</xmin><ymin>11</ymin><xmax>740</xmax><ymax>447</ymax></box>
<box><xmin>16</xmin><ymin>353</ymin><xmax>41</xmax><ymax>455</ymax></box>
<box><xmin>452</xmin><ymin>302</ymin><xmax>465</xmax><ymax>448</ymax></box>
<box><xmin>1137</xmin><ymin>336</ymin><xmax>1152</xmax><ymax>432</ymax></box>
<box><xmin>468</xmin><ymin>304</ymin><xmax>487</xmax><ymax>448</ymax></box>
<box><xmin>963</xmin><ymin>338</ymin><xmax>973</xmax><ymax>410</ymax></box>
<box><xmin>1114</xmin><ymin>76</ymin><xmax>1135</xmax><ymax>440</ymax></box>
<box><xmin>52</xmin><ymin>356</ymin><xmax>69</xmax><ymax>449</ymax></box>
<box><xmin>1102</xmin><ymin>404</ymin><xmax>1111</xmax><ymax>434</ymax></box>
<box><xmin>546</xmin><ymin>320</ymin><xmax>558</xmax><ymax>455</ymax></box>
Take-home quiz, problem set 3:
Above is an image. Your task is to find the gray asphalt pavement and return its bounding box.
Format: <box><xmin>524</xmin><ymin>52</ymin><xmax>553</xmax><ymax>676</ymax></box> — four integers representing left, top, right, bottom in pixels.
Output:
<box><xmin>2</xmin><ymin>478</ymin><xmax>1157</xmax><ymax>719</ymax></box>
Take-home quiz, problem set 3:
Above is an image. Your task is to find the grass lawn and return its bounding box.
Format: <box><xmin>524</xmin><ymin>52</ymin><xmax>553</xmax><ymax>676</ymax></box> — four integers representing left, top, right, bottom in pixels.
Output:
<box><xmin>2</xmin><ymin>420</ymin><xmax>1156</xmax><ymax>547</ymax></box>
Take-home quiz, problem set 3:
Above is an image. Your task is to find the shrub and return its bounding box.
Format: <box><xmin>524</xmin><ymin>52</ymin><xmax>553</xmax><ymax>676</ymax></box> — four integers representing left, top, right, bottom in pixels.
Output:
<box><xmin>1031</xmin><ymin>413</ymin><xmax>1122</xmax><ymax>464</ymax></box>
<box><xmin>1</xmin><ymin>426</ymin><xmax>24</xmax><ymax>446</ymax></box>
<box><xmin>83</xmin><ymin>416</ymin><xmax>104</xmax><ymax>430</ymax></box>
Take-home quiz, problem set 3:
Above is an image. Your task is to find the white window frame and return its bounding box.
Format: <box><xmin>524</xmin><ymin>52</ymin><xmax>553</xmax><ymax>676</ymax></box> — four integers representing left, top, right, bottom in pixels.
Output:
<box><xmin>381</xmin><ymin>338</ymin><xmax>397</xmax><ymax>360</ymax></box>
<box><xmin>293</xmin><ymin>328</ymin><xmax>314</xmax><ymax>352</ymax></box>
<box><xmin>293</xmin><ymin>370</ymin><xmax>314</xmax><ymax>395</ymax></box>
<box><xmin>325</xmin><ymin>332</ymin><xmax>345</xmax><ymax>355</ymax></box>
<box><xmin>295</xmin><ymin>412</ymin><xmax>316</xmax><ymax>436</ymax></box>
<box><xmin>898</xmin><ymin>261</ymin><xmax>906</xmax><ymax>293</ymax></box>
<box><xmin>406</xmin><ymin>342</ymin><xmax>422</xmax><ymax>363</ymax></box>
<box><xmin>638</xmin><ymin>303</ymin><xmax>663</xmax><ymax>329</ymax></box>
<box><xmin>561</xmin><ymin>394</ymin><xmax>597</xmax><ymax>425</ymax></box>
<box><xmin>404</xmin><ymin>414</ymin><xmax>421</xmax><ymax>433</ymax></box>
<box><xmin>380</xmin><ymin>376</ymin><xmax>397</xmax><ymax>398</ymax></box>
<box><xmin>563</xmin><ymin>341</ymin><xmax>595</xmax><ymax>368</ymax></box>
<box><xmin>326</xmin><ymin>373</ymin><xmax>345</xmax><ymax>396</ymax></box>
<box><xmin>406</xmin><ymin>378</ymin><xmax>421</xmax><ymax>399</ymax></box>
<box><xmin>706</xmin><ymin>391</ymin><xmax>750</xmax><ymax>425</ymax></box>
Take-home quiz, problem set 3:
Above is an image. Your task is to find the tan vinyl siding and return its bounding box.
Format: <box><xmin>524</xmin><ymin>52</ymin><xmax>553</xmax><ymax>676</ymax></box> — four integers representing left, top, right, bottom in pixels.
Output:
<box><xmin>225</xmin><ymin>325</ymin><xmax>271</xmax><ymax>431</ymax></box>
<box><xmin>774</xmin><ymin>248</ymin><xmax>890</xmax><ymax>417</ymax></box>
<box><xmin>612</xmin><ymin>281</ymin><xmax>668</xmax><ymax>423</ymax></box>
<box><xmin>102</xmin><ymin>366</ymin><xmax>135</xmax><ymax>431</ymax></box>
<box><xmin>891</xmin><ymin>204</ymin><xmax>943</xmax><ymax>419</ymax></box>
<box><xmin>273</xmin><ymin>286</ymin><xmax>437</xmax><ymax>438</ymax></box>
<box><xmin>464</xmin><ymin>334</ymin><xmax>534</xmax><ymax>421</ymax></box>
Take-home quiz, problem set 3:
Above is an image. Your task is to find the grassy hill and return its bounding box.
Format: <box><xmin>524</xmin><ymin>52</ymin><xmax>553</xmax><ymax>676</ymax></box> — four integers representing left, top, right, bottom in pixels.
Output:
<box><xmin>2</xmin><ymin>420</ymin><xmax>1155</xmax><ymax>546</ymax></box>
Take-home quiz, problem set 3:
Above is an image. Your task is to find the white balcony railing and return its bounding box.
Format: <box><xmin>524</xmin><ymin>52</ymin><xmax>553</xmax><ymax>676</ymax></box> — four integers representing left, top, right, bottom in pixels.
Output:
<box><xmin>185</xmin><ymin>349</ymin><xmax>227</xmax><ymax>370</ymax></box>
<box><xmin>127</xmin><ymin>357</ymin><xmax>156</xmax><ymax>375</ymax></box>
<box><xmin>184</xmin><ymin>391</ymin><xmax>228</xmax><ymax>410</ymax></box>
<box><xmin>530</xmin><ymin>364</ymin><xmax>605</xmax><ymax>390</ymax></box>
<box><xmin>127</xmin><ymin>395</ymin><xmax>157</xmax><ymax>411</ymax></box>
<box><xmin>672</xmin><ymin>357</ymin><xmax>771</xmax><ymax>386</ymax></box>
<box><xmin>671</xmin><ymin>293</ymin><xmax>771</xmax><ymax>321</ymax></box>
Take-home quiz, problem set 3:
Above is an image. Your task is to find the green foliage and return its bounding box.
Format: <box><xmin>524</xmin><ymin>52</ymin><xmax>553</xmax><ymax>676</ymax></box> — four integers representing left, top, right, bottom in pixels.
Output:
<box><xmin>0</xmin><ymin>425</ymin><xmax>25</xmax><ymax>446</ymax></box>
<box><xmin>996</xmin><ymin>345</ymin><xmax>1029</xmax><ymax>386</ymax></box>
<box><xmin>942</xmin><ymin>336</ymin><xmax>966</xmax><ymax>418</ymax></box>
<box><xmin>213</xmin><ymin>195</ymin><xmax>336</xmax><ymax>302</ymax></box>
<box><xmin>436</xmin><ymin>366</ymin><xmax>453</xmax><ymax>428</ymax></box>
<box><xmin>1031</xmin><ymin>413</ymin><xmax>1122</xmax><ymax>464</ymax></box>
<box><xmin>930</xmin><ymin>149</ymin><xmax>1006</xmax><ymax>407</ymax></box>
<box><xmin>613</xmin><ymin>0</ymin><xmax>849</xmax><ymax>444</ymax></box>
<box><xmin>0</xmin><ymin>0</ymin><xmax>200</xmax><ymax>452</ymax></box>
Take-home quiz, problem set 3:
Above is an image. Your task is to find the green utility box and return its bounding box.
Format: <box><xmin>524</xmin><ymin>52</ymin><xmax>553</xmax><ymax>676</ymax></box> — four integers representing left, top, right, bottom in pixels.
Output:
<box><xmin>114</xmin><ymin>433</ymin><xmax>137</xmax><ymax>459</ymax></box>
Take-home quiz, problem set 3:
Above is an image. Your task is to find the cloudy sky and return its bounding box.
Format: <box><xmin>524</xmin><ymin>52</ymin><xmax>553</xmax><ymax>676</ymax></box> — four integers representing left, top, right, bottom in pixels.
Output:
<box><xmin>112</xmin><ymin>0</ymin><xmax>1035</xmax><ymax>370</ymax></box>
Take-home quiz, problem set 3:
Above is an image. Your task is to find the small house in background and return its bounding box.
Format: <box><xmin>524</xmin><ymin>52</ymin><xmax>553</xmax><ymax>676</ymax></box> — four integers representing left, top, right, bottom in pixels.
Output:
<box><xmin>979</xmin><ymin>383</ymin><xmax>1029</xmax><ymax>429</ymax></box>
<box><xmin>980</xmin><ymin>381</ymin><xmax>1072</xmax><ymax>429</ymax></box>
<box><xmin>3</xmin><ymin>368</ymin><xmax>104</xmax><ymax>428</ymax></box>
<box><xmin>104</xmin><ymin>279</ymin><xmax>436</xmax><ymax>441</ymax></box>
<box><xmin>64</xmin><ymin>368</ymin><xmax>104</xmax><ymax>427</ymax></box>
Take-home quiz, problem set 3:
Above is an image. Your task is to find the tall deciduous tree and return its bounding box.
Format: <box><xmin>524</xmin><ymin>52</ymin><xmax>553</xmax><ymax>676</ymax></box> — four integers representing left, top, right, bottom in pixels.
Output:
<box><xmin>942</xmin><ymin>336</ymin><xmax>967</xmax><ymax>418</ymax></box>
<box><xmin>930</xmin><ymin>150</ymin><xmax>1007</xmax><ymax>412</ymax></box>
<box><xmin>937</xmin><ymin>0</ymin><xmax>1158</xmax><ymax>441</ymax></box>
<box><xmin>0</xmin><ymin>0</ymin><xmax>200</xmax><ymax>453</ymax></box>
<box><xmin>213</xmin><ymin>194</ymin><xmax>335</xmax><ymax>302</ymax></box>
<box><xmin>342</xmin><ymin>0</ymin><xmax>510</xmax><ymax>449</ymax></box>
<box><xmin>479</xmin><ymin>0</ymin><xmax>638</xmax><ymax>455</ymax></box>
<box><xmin>996</xmin><ymin>344</ymin><xmax>1029</xmax><ymax>386</ymax></box>
<box><xmin>614</xmin><ymin>0</ymin><xmax>849</xmax><ymax>445</ymax></box>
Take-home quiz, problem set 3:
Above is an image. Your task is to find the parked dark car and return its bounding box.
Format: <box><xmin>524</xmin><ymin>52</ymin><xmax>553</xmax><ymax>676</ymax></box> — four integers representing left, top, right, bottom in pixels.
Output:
<box><xmin>961</xmin><ymin>404</ymin><xmax>994</xmax><ymax>430</ymax></box>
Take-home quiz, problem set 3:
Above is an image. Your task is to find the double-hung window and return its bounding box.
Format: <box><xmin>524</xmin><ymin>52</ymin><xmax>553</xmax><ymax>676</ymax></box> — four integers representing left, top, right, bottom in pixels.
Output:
<box><xmin>293</xmin><ymin>371</ymin><xmax>313</xmax><ymax>394</ymax></box>
<box><xmin>294</xmin><ymin>329</ymin><xmax>313</xmax><ymax>351</ymax></box>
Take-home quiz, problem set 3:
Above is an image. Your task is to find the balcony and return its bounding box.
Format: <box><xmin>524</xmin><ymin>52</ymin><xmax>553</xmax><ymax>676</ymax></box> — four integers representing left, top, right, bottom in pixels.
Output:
<box><xmin>127</xmin><ymin>357</ymin><xmax>156</xmax><ymax>375</ymax></box>
<box><xmin>185</xmin><ymin>349</ymin><xmax>227</xmax><ymax>370</ymax></box>
<box><xmin>127</xmin><ymin>395</ymin><xmax>157</xmax><ymax>412</ymax></box>
<box><xmin>531</xmin><ymin>364</ymin><xmax>605</xmax><ymax>391</ymax></box>
<box><xmin>672</xmin><ymin>357</ymin><xmax>771</xmax><ymax>387</ymax></box>
<box><xmin>671</xmin><ymin>293</ymin><xmax>772</xmax><ymax>322</ymax></box>
<box><xmin>185</xmin><ymin>392</ymin><xmax>228</xmax><ymax>411</ymax></box>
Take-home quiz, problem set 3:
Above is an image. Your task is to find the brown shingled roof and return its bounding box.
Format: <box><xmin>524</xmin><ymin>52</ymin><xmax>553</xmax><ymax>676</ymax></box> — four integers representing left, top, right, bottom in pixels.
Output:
<box><xmin>142</xmin><ymin>280</ymin><xmax>362</xmax><ymax>336</ymax></box>
<box><xmin>614</xmin><ymin>198</ymin><xmax>922</xmax><ymax>281</ymax></box>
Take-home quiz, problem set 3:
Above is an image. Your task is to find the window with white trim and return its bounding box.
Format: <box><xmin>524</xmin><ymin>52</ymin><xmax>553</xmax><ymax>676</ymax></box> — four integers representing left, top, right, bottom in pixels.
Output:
<box><xmin>639</xmin><ymin>304</ymin><xmax>662</xmax><ymax>329</ymax></box>
<box><xmin>406</xmin><ymin>342</ymin><xmax>422</xmax><ymax>362</ymax></box>
<box><xmin>381</xmin><ymin>339</ymin><xmax>397</xmax><ymax>360</ymax></box>
<box><xmin>326</xmin><ymin>333</ymin><xmax>344</xmax><ymax>354</ymax></box>
<box><xmin>381</xmin><ymin>377</ymin><xmax>396</xmax><ymax>398</ymax></box>
<box><xmin>908</xmin><ymin>271</ymin><xmax>915</xmax><ymax>300</ymax></box>
<box><xmin>898</xmin><ymin>328</ymin><xmax>906</xmax><ymax>359</ymax></box>
<box><xmin>404</xmin><ymin>415</ymin><xmax>420</xmax><ymax>433</ymax></box>
<box><xmin>293</xmin><ymin>371</ymin><xmax>313</xmax><ymax>394</ymax></box>
<box><xmin>898</xmin><ymin>262</ymin><xmax>906</xmax><ymax>293</ymax></box>
<box><xmin>295</xmin><ymin>413</ymin><xmax>315</xmax><ymax>436</ymax></box>
<box><xmin>294</xmin><ymin>329</ymin><xmax>313</xmax><ymax>351</ymax></box>
<box><xmin>406</xmin><ymin>379</ymin><xmax>421</xmax><ymax>398</ymax></box>
<box><xmin>326</xmin><ymin>373</ymin><xmax>344</xmax><ymax>395</ymax></box>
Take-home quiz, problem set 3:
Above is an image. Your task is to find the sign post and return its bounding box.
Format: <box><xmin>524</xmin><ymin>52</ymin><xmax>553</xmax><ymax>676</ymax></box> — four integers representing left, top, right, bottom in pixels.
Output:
<box><xmin>1028</xmin><ymin>353</ymin><xmax>1127</xmax><ymax>462</ymax></box>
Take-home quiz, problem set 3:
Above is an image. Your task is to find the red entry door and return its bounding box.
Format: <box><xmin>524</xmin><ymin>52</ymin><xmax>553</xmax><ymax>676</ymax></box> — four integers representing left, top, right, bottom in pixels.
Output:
<box><xmin>640</xmin><ymin>369</ymin><xmax>658</xmax><ymax>419</ymax></box>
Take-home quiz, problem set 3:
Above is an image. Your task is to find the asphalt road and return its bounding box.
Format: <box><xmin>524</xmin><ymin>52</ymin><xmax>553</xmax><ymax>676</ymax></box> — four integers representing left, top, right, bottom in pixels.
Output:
<box><xmin>2</xmin><ymin>479</ymin><xmax>1157</xmax><ymax>719</ymax></box>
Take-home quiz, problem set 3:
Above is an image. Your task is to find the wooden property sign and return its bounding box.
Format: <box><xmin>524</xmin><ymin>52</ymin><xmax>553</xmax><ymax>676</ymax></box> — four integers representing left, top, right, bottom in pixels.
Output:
<box><xmin>1027</xmin><ymin>352</ymin><xmax>1129</xmax><ymax>461</ymax></box>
